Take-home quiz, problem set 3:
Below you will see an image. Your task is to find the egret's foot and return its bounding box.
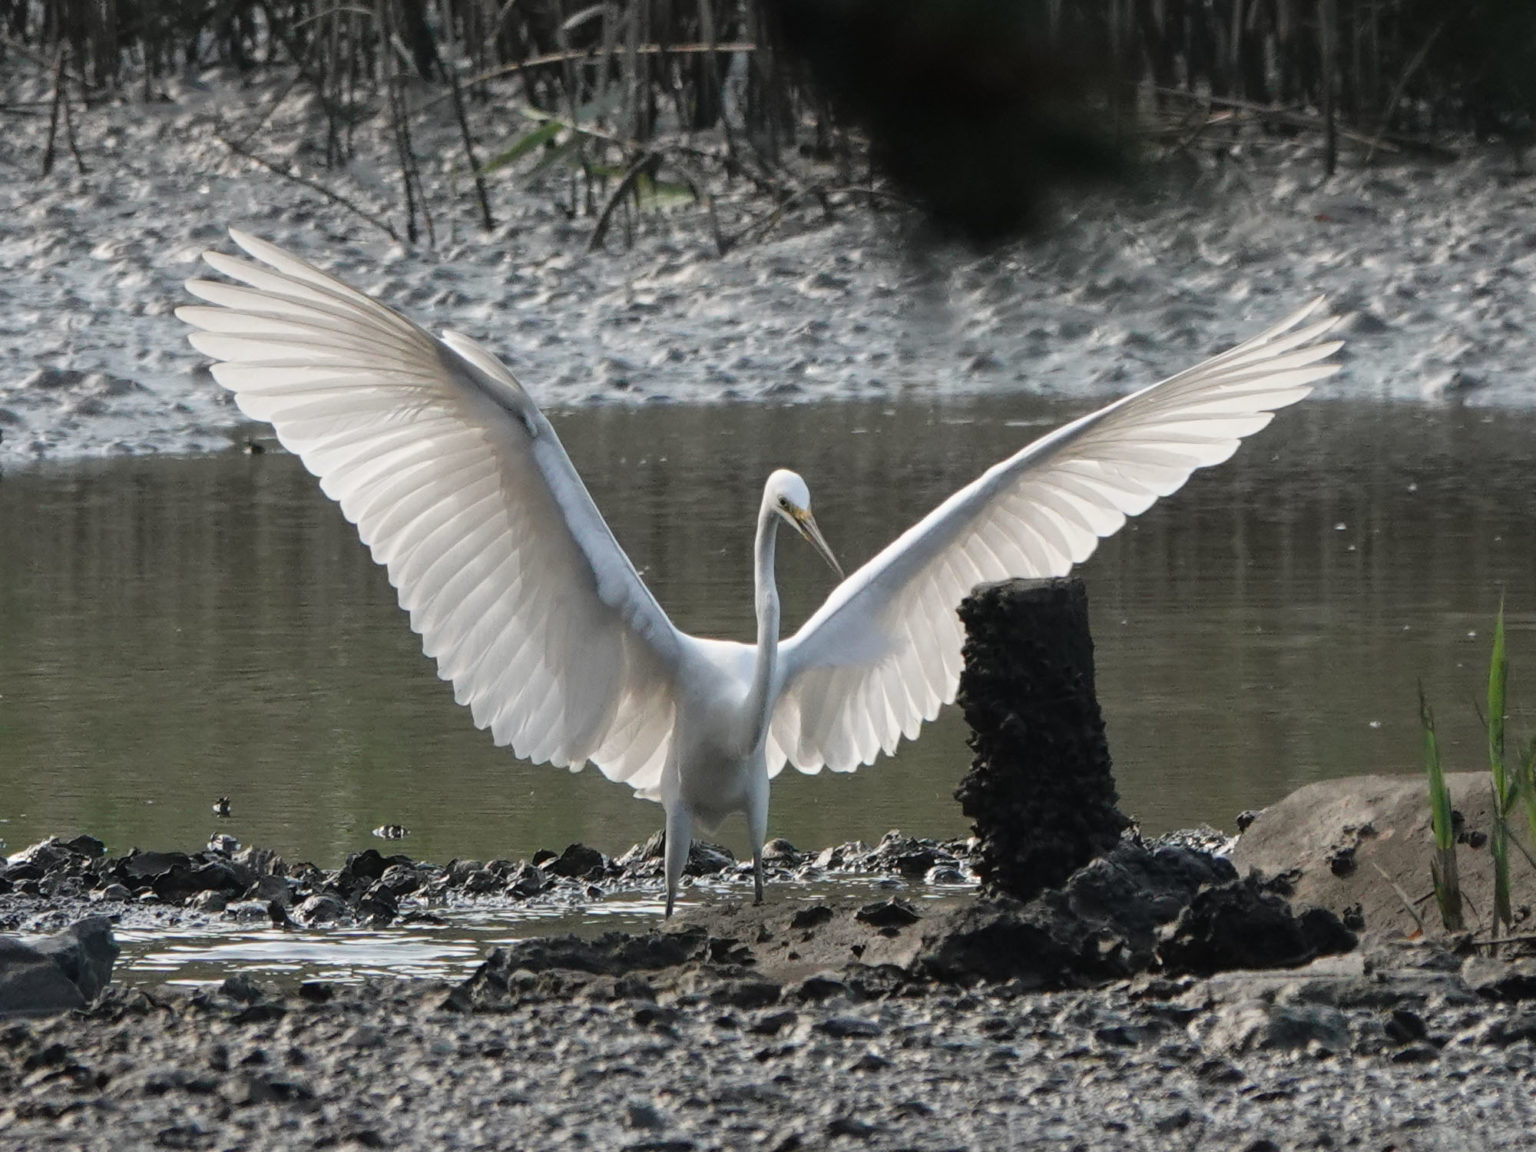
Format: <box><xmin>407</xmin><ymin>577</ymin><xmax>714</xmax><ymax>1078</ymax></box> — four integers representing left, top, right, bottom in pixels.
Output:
<box><xmin>753</xmin><ymin>853</ymin><xmax>765</xmax><ymax>906</ymax></box>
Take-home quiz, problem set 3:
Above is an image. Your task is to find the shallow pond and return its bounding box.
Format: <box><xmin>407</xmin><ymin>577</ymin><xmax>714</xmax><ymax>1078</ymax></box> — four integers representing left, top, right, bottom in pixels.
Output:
<box><xmin>3</xmin><ymin>395</ymin><xmax>1535</xmax><ymax>980</ymax></box>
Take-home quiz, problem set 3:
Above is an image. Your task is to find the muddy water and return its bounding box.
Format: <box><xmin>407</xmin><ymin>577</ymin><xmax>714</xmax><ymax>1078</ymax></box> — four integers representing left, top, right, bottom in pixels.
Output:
<box><xmin>2</xmin><ymin>397</ymin><xmax>1533</xmax><ymax>878</ymax></box>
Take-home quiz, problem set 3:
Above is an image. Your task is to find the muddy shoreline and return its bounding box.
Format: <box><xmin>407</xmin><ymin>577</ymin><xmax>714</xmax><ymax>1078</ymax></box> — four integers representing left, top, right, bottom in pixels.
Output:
<box><xmin>5</xmin><ymin>70</ymin><xmax>1536</xmax><ymax>468</ymax></box>
<box><xmin>6</xmin><ymin>775</ymin><xmax>1536</xmax><ymax>1149</ymax></box>
<box><xmin>6</xmin><ymin>929</ymin><xmax>1536</xmax><ymax>1151</ymax></box>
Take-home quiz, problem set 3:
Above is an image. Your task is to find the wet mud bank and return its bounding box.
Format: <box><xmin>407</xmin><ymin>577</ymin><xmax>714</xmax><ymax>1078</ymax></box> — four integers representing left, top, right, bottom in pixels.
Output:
<box><xmin>6</xmin><ymin>787</ymin><xmax>1536</xmax><ymax>1149</ymax></box>
<box><xmin>5</xmin><ymin>68</ymin><xmax>1536</xmax><ymax>468</ymax></box>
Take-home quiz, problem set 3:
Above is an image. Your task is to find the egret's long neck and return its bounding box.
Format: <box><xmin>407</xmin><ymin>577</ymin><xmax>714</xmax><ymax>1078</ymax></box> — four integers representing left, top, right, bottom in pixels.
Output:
<box><xmin>745</xmin><ymin>503</ymin><xmax>782</xmax><ymax>750</ymax></box>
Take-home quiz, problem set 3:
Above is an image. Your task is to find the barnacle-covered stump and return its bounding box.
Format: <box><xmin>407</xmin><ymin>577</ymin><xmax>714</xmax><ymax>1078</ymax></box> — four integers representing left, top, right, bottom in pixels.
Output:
<box><xmin>955</xmin><ymin>577</ymin><xmax>1128</xmax><ymax>901</ymax></box>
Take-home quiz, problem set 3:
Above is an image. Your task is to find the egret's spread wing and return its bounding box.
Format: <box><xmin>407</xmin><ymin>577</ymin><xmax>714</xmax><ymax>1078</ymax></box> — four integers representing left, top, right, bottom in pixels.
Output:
<box><xmin>177</xmin><ymin>230</ymin><xmax>683</xmax><ymax>793</ymax></box>
<box><xmin>769</xmin><ymin>301</ymin><xmax>1344</xmax><ymax>776</ymax></box>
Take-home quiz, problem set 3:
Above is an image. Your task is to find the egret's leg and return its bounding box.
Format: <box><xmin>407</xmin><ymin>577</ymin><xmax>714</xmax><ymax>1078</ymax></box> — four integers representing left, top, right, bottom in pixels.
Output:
<box><xmin>663</xmin><ymin>804</ymin><xmax>692</xmax><ymax>919</ymax></box>
<box><xmin>748</xmin><ymin>788</ymin><xmax>768</xmax><ymax>907</ymax></box>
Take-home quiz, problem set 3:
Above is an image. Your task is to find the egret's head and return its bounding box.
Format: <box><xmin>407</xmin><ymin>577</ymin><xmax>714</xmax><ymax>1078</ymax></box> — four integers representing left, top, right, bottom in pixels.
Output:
<box><xmin>765</xmin><ymin>469</ymin><xmax>844</xmax><ymax>580</ymax></box>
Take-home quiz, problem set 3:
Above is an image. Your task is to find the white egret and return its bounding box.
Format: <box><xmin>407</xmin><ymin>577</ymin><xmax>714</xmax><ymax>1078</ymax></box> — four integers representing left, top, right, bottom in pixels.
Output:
<box><xmin>177</xmin><ymin>231</ymin><xmax>1343</xmax><ymax>915</ymax></box>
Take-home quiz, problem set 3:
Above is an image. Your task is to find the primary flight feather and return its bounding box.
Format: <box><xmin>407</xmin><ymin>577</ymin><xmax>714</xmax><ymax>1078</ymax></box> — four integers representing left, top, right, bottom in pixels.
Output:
<box><xmin>178</xmin><ymin>231</ymin><xmax>1343</xmax><ymax>915</ymax></box>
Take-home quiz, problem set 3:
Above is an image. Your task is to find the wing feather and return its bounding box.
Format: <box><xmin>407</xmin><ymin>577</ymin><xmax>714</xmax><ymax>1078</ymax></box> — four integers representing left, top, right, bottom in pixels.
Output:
<box><xmin>177</xmin><ymin>230</ymin><xmax>685</xmax><ymax>790</ymax></box>
<box><xmin>770</xmin><ymin>299</ymin><xmax>1344</xmax><ymax>775</ymax></box>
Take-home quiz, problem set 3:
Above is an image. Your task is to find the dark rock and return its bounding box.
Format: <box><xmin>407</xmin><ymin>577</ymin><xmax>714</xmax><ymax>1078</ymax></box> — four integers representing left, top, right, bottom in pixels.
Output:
<box><xmin>761</xmin><ymin>839</ymin><xmax>802</xmax><ymax>864</ymax></box>
<box><xmin>0</xmin><ymin>918</ymin><xmax>118</xmax><ymax>1016</ymax></box>
<box><xmin>954</xmin><ymin>578</ymin><xmax>1129</xmax><ymax>902</ymax></box>
<box><xmin>924</xmin><ymin>865</ymin><xmax>968</xmax><ymax>885</ymax></box>
<box><xmin>376</xmin><ymin>863</ymin><xmax>425</xmax><ymax>898</ymax></box>
<box><xmin>685</xmin><ymin>842</ymin><xmax>735</xmax><ymax>876</ymax></box>
<box><xmin>11</xmin><ymin>837</ymin><xmax>93</xmax><ymax>872</ymax></box>
<box><xmin>826</xmin><ymin>1116</ymin><xmax>875</xmax><ymax>1139</ymax></box>
<box><xmin>707</xmin><ymin>937</ymin><xmax>752</xmax><ymax>965</ymax></box>
<box><xmin>785</xmin><ymin>974</ymin><xmax>849</xmax><ymax>1002</ymax></box>
<box><xmin>26</xmin><ymin>917</ymin><xmax>119</xmax><ymax>1001</ymax></box>
<box><xmin>1462</xmin><ymin>957</ymin><xmax>1536</xmax><ymax>1002</ymax></box>
<box><xmin>0</xmin><ymin>939</ymin><xmax>87</xmax><ymax>1017</ymax></box>
<box><xmin>1157</xmin><ymin>882</ymin><xmax>1357</xmax><ymax>975</ymax></box>
<box><xmin>545</xmin><ymin>843</ymin><xmax>608</xmax><ymax>879</ymax></box>
<box><xmin>615</xmin><ymin>832</ymin><xmax>736</xmax><ymax>878</ymax></box>
<box><xmin>219</xmin><ymin>975</ymin><xmax>266</xmax><ymax>1003</ymax></box>
<box><xmin>188</xmin><ymin>890</ymin><xmax>229</xmax><ymax>913</ymax></box>
<box><xmin>1485</xmin><ymin>1010</ymin><xmax>1536</xmax><ymax>1046</ymax></box>
<box><xmin>709</xmin><ymin>979</ymin><xmax>783</xmax><ymax>1009</ymax></box>
<box><xmin>1391</xmin><ymin>1043</ymin><xmax>1440</xmax><ymax>1064</ymax></box>
<box><xmin>789</xmin><ymin>905</ymin><xmax>834</xmax><ymax>930</ymax></box>
<box><xmin>816</xmin><ymin>1015</ymin><xmax>882</xmax><ymax>1038</ymax></box>
<box><xmin>460</xmin><ymin>868</ymin><xmax>502</xmax><ymax>895</ymax></box>
<box><xmin>854</xmin><ymin>898</ymin><xmax>922</xmax><ymax>929</ymax></box>
<box><xmin>919</xmin><ymin>840</ymin><xmax>1352</xmax><ymax>986</ymax></box>
<box><xmin>339</xmin><ymin>849</ymin><xmax>402</xmax><ymax>887</ymax></box>
<box><xmin>750</xmin><ymin>1009</ymin><xmax>798</xmax><ymax>1035</ymax></box>
<box><xmin>232</xmin><ymin>845</ymin><xmax>286</xmax><ymax>877</ymax></box>
<box><xmin>1153</xmin><ymin>1108</ymin><xmax>1195</xmax><ymax>1134</ymax></box>
<box><xmin>294</xmin><ymin>895</ymin><xmax>345</xmax><ymax>925</ymax></box>
<box><xmin>505</xmin><ymin>863</ymin><xmax>548</xmax><ymax>898</ymax></box>
<box><xmin>155</xmin><ymin>860</ymin><xmax>246</xmax><ymax>903</ymax></box>
<box><xmin>443</xmin><ymin>858</ymin><xmax>486</xmax><ymax>887</ymax></box>
<box><xmin>626</xmin><ymin>1102</ymin><xmax>665</xmax><ymax>1130</ymax></box>
<box><xmin>917</xmin><ymin>898</ymin><xmax>1073</xmax><ymax>985</ymax></box>
<box><xmin>1384</xmin><ymin>1008</ymin><xmax>1428</xmax><ymax>1045</ymax></box>
<box><xmin>115</xmin><ymin>849</ymin><xmax>194</xmax><ymax>886</ymax></box>
<box><xmin>860</xmin><ymin>832</ymin><xmax>956</xmax><ymax>877</ymax></box>
<box><xmin>59</xmin><ymin>835</ymin><xmax>106</xmax><ymax>858</ymax></box>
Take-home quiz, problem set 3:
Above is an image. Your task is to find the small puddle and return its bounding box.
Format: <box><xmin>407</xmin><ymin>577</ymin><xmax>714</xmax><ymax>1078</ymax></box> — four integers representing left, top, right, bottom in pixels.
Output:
<box><xmin>107</xmin><ymin>875</ymin><xmax>968</xmax><ymax>987</ymax></box>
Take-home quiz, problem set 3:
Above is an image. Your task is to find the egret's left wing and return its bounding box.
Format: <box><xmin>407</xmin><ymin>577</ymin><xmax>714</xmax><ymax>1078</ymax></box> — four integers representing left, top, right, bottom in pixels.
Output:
<box><xmin>176</xmin><ymin>230</ymin><xmax>687</xmax><ymax>794</ymax></box>
<box><xmin>768</xmin><ymin>301</ymin><xmax>1344</xmax><ymax>775</ymax></box>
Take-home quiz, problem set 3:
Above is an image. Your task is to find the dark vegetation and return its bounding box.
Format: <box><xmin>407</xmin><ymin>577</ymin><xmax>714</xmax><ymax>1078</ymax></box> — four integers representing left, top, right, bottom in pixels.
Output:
<box><xmin>3</xmin><ymin>1</ymin><xmax>1535</xmax><ymax>243</ymax></box>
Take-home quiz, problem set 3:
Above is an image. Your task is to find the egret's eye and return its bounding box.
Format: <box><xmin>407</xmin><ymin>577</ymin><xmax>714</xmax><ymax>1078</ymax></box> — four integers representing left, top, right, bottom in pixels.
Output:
<box><xmin>779</xmin><ymin>497</ymin><xmax>790</xmax><ymax>509</ymax></box>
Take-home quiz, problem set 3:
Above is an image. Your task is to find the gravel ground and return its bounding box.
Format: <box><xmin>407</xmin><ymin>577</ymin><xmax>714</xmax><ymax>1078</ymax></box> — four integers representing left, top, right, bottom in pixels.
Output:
<box><xmin>4</xmin><ymin>931</ymin><xmax>1536</xmax><ymax>1151</ymax></box>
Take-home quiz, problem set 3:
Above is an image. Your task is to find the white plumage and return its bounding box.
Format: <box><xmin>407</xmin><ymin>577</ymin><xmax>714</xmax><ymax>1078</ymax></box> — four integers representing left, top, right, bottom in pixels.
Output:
<box><xmin>178</xmin><ymin>231</ymin><xmax>1343</xmax><ymax>914</ymax></box>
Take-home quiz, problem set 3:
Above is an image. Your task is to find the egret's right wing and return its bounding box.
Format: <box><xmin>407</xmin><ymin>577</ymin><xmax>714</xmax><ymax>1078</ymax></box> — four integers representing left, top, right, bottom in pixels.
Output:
<box><xmin>769</xmin><ymin>301</ymin><xmax>1344</xmax><ymax>775</ymax></box>
<box><xmin>177</xmin><ymin>231</ymin><xmax>683</xmax><ymax>794</ymax></box>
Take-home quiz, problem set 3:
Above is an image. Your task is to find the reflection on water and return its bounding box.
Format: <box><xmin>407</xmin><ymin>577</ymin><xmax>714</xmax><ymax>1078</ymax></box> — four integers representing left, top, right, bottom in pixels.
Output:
<box><xmin>112</xmin><ymin>875</ymin><xmax>917</xmax><ymax>986</ymax></box>
<box><xmin>3</xmin><ymin>398</ymin><xmax>1535</xmax><ymax>874</ymax></box>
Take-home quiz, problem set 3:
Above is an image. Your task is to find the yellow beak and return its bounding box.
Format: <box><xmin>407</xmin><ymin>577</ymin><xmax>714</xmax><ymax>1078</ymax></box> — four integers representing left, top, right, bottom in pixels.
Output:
<box><xmin>793</xmin><ymin>508</ymin><xmax>845</xmax><ymax>581</ymax></box>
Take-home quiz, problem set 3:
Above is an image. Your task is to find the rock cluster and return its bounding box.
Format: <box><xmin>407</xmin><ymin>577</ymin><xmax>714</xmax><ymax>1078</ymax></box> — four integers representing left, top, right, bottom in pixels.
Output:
<box><xmin>0</xmin><ymin>830</ymin><xmax>977</xmax><ymax>934</ymax></box>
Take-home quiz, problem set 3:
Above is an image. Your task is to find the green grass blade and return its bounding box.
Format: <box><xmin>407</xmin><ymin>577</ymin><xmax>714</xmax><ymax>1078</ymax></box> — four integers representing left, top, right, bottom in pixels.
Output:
<box><xmin>526</xmin><ymin>135</ymin><xmax>586</xmax><ymax>178</ymax></box>
<box><xmin>1488</xmin><ymin>601</ymin><xmax>1512</xmax><ymax>933</ymax></box>
<box><xmin>1420</xmin><ymin>682</ymin><xmax>1463</xmax><ymax>932</ymax></box>
<box><xmin>1490</xmin><ymin>598</ymin><xmax>1509</xmax><ymax>802</ymax></box>
<box><xmin>481</xmin><ymin>121</ymin><xmax>564</xmax><ymax>176</ymax></box>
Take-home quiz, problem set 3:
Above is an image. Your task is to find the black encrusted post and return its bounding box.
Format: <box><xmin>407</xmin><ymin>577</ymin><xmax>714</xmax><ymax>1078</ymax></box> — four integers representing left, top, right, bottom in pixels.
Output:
<box><xmin>954</xmin><ymin>577</ymin><xmax>1129</xmax><ymax>901</ymax></box>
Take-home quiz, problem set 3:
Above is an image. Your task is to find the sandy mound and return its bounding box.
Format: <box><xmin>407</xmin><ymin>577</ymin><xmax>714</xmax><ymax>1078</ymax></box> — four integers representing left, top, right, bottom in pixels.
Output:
<box><xmin>1234</xmin><ymin>771</ymin><xmax>1536</xmax><ymax>939</ymax></box>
